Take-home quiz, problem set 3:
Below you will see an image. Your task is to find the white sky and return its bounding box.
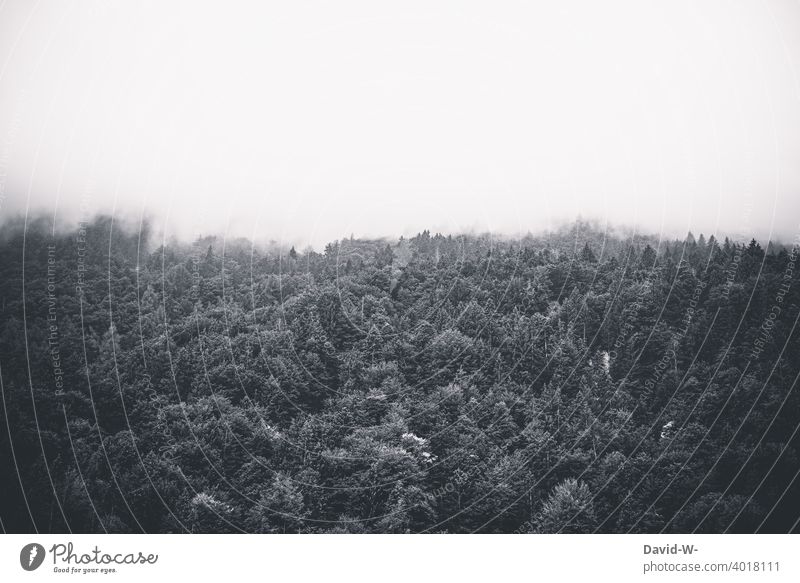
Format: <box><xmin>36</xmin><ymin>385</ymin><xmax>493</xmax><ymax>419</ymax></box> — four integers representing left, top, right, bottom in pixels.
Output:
<box><xmin>0</xmin><ymin>0</ymin><xmax>799</xmax><ymax>247</ymax></box>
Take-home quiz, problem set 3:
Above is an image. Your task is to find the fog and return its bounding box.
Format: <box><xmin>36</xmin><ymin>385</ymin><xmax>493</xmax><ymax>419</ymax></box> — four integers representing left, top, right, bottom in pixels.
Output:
<box><xmin>1</xmin><ymin>0</ymin><xmax>799</xmax><ymax>248</ymax></box>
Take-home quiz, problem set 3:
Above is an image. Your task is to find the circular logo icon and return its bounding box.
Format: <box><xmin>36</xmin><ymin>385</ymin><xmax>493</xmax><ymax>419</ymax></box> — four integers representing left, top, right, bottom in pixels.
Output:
<box><xmin>20</xmin><ymin>543</ymin><xmax>46</xmax><ymax>571</ymax></box>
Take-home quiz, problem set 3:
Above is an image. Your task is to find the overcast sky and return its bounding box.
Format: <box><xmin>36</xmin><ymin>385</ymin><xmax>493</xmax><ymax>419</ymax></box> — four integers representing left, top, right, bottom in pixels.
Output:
<box><xmin>1</xmin><ymin>0</ymin><xmax>799</xmax><ymax>247</ymax></box>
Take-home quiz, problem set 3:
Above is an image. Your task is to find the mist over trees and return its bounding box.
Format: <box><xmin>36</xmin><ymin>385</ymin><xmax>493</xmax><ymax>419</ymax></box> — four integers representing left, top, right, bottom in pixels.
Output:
<box><xmin>1</xmin><ymin>217</ymin><xmax>798</xmax><ymax>533</ymax></box>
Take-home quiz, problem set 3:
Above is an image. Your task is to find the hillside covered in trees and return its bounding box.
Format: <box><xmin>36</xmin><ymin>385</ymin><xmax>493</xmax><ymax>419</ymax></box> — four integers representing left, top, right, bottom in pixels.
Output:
<box><xmin>1</xmin><ymin>218</ymin><xmax>799</xmax><ymax>533</ymax></box>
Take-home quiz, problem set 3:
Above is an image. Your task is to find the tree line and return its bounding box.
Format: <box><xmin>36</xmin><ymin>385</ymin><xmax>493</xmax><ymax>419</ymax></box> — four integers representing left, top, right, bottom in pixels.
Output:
<box><xmin>1</xmin><ymin>217</ymin><xmax>798</xmax><ymax>533</ymax></box>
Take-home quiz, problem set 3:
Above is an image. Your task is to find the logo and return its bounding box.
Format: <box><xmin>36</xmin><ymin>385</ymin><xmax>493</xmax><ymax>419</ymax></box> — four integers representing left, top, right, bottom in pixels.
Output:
<box><xmin>20</xmin><ymin>543</ymin><xmax>46</xmax><ymax>571</ymax></box>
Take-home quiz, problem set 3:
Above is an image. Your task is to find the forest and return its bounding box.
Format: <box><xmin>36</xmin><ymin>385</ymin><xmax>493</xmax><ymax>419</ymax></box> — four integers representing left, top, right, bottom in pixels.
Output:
<box><xmin>1</xmin><ymin>217</ymin><xmax>798</xmax><ymax>533</ymax></box>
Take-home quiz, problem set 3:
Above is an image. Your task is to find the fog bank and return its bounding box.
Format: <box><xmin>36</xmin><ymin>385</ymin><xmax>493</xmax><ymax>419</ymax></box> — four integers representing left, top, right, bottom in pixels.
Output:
<box><xmin>1</xmin><ymin>1</ymin><xmax>799</xmax><ymax>248</ymax></box>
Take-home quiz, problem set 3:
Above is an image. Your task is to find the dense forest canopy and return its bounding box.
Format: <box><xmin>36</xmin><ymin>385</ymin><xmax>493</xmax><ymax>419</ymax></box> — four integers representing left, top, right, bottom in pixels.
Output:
<box><xmin>1</xmin><ymin>217</ymin><xmax>798</xmax><ymax>533</ymax></box>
